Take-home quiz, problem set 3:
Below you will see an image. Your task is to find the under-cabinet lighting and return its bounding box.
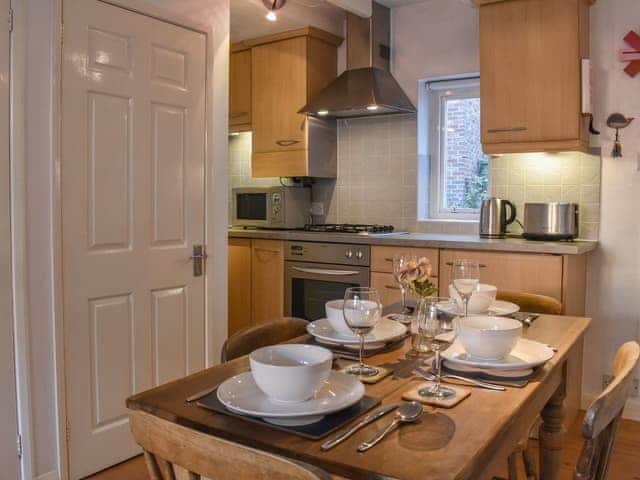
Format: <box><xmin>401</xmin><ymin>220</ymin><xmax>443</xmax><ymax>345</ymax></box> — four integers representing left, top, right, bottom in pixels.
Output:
<box><xmin>366</xmin><ymin>105</ymin><xmax>379</xmax><ymax>111</ymax></box>
<box><xmin>317</xmin><ymin>110</ymin><xmax>329</xmax><ymax>116</ymax></box>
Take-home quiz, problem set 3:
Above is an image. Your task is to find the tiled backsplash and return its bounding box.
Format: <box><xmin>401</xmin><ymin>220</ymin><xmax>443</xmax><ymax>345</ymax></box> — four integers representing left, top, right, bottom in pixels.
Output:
<box><xmin>228</xmin><ymin>117</ymin><xmax>601</xmax><ymax>240</ymax></box>
<box><xmin>489</xmin><ymin>153</ymin><xmax>601</xmax><ymax>240</ymax></box>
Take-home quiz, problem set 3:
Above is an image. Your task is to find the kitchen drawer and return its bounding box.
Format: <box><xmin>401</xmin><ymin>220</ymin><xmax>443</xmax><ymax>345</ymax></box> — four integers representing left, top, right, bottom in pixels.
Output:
<box><xmin>439</xmin><ymin>249</ymin><xmax>563</xmax><ymax>301</ymax></box>
<box><xmin>370</xmin><ymin>272</ymin><xmax>420</xmax><ymax>308</ymax></box>
<box><xmin>371</xmin><ymin>246</ymin><xmax>439</xmax><ymax>275</ymax></box>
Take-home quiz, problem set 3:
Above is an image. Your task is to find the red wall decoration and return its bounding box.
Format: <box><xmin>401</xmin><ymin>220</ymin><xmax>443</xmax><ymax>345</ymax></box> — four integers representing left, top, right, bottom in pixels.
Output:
<box><xmin>619</xmin><ymin>30</ymin><xmax>640</xmax><ymax>77</ymax></box>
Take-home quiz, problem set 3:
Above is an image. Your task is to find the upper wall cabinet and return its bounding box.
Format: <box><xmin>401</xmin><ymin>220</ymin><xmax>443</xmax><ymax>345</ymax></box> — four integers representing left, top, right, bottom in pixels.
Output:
<box><xmin>476</xmin><ymin>0</ymin><xmax>593</xmax><ymax>154</ymax></box>
<box><xmin>248</xmin><ymin>28</ymin><xmax>342</xmax><ymax>178</ymax></box>
<box><xmin>229</xmin><ymin>47</ymin><xmax>251</xmax><ymax>132</ymax></box>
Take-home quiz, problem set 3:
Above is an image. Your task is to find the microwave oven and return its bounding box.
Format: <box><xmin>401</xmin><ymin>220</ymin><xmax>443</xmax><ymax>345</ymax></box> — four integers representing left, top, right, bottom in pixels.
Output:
<box><xmin>231</xmin><ymin>186</ymin><xmax>311</xmax><ymax>229</ymax></box>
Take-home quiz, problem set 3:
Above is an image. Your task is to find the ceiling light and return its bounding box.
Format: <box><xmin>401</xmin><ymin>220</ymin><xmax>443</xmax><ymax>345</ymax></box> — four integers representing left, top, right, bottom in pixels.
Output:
<box><xmin>317</xmin><ymin>110</ymin><xmax>329</xmax><ymax>116</ymax></box>
<box><xmin>366</xmin><ymin>105</ymin><xmax>379</xmax><ymax>111</ymax></box>
<box><xmin>263</xmin><ymin>0</ymin><xmax>286</xmax><ymax>22</ymax></box>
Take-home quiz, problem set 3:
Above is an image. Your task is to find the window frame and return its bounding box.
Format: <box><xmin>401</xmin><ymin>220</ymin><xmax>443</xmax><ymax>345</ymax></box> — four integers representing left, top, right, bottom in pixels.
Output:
<box><xmin>426</xmin><ymin>77</ymin><xmax>485</xmax><ymax>221</ymax></box>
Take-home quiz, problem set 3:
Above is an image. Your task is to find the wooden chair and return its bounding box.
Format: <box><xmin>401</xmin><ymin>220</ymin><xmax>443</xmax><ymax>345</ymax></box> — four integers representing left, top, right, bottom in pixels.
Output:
<box><xmin>130</xmin><ymin>409</ymin><xmax>332</xmax><ymax>480</ymax></box>
<box><xmin>496</xmin><ymin>291</ymin><xmax>563</xmax><ymax>315</ymax></box>
<box><xmin>221</xmin><ymin>317</ymin><xmax>309</xmax><ymax>362</ymax></box>
<box><xmin>574</xmin><ymin>341</ymin><xmax>640</xmax><ymax>479</ymax></box>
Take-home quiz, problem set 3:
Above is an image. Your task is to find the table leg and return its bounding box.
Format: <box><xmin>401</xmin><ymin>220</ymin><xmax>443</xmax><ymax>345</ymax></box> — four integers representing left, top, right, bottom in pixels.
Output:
<box><xmin>539</xmin><ymin>385</ymin><xmax>566</xmax><ymax>480</ymax></box>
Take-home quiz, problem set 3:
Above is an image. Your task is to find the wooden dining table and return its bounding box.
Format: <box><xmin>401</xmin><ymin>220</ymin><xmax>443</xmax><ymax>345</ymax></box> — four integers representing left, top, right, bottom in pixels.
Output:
<box><xmin>127</xmin><ymin>314</ymin><xmax>590</xmax><ymax>480</ymax></box>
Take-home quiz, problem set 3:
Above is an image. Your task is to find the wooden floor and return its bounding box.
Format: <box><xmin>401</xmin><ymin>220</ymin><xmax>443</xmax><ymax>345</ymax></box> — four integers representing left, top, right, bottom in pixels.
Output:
<box><xmin>87</xmin><ymin>412</ymin><xmax>640</xmax><ymax>480</ymax></box>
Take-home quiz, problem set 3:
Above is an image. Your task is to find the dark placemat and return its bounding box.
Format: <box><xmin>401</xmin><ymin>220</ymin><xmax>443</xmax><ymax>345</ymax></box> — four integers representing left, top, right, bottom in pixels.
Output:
<box><xmin>197</xmin><ymin>390</ymin><xmax>380</xmax><ymax>440</ymax></box>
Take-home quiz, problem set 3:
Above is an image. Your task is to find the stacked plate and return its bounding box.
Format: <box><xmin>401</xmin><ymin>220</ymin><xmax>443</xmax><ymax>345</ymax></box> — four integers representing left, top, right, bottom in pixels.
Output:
<box><xmin>306</xmin><ymin>317</ymin><xmax>407</xmax><ymax>350</ymax></box>
<box><xmin>216</xmin><ymin>344</ymin><xmax>365</xmax><ymax>426</ymax></box>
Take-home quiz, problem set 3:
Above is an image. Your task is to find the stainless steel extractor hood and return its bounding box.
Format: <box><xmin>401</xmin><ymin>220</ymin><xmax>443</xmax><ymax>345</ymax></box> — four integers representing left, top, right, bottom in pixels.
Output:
<box><xmin>299</xmin><ymin>1</ymin><xmax>416</xmax><ymax>118</ymax></box>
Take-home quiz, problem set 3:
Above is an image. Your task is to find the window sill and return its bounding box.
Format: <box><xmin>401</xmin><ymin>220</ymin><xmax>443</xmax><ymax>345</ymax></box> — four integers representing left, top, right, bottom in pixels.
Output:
<box><xmin>418</xmin><ymin>218</ymin><xmax>479</xmax><ymax>224</ymax></box>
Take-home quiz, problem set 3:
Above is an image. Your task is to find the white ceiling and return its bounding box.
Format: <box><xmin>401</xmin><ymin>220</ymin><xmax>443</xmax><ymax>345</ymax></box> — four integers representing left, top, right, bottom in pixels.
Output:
<box><xmin>231</xmin><ymin>0</ymin><xmax>346</xmax><ymax>42</ymax></box>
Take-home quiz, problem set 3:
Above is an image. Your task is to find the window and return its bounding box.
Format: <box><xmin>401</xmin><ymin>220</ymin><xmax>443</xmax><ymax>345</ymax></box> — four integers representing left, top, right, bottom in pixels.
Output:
<box><xmin>425</xmin><ymin>77</ymin><xmax>489</xmax><ymax>220</ymax></box>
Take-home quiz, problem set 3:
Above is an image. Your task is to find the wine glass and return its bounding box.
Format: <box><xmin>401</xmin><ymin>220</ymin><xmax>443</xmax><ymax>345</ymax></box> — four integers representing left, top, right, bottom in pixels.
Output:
<box><xmin>451</xmin><ymin>260</ymin><xmax>481</xmax><ymax>318</ymax></box>
<box><xmin>418</xmin><ymin>304</ymin><xmax>458</xmax><ymax>399</ymax></box>
<box><xmin>343</xmin><ymin>287</ymin><xmax>382</xmax><ymax>377</ymax></box>
<box><xmin>393</xmin><ymin>254</ymin><xmax>414</xmax><ymax>321</ymax></box>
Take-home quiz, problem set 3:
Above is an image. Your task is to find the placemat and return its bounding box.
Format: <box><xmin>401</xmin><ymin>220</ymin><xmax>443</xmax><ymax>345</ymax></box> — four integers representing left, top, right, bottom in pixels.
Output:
<box><xmin>197</xmin><ymin>390</ymin><xmax>380</xmax><ymax>440</ymax></box>
<box><xmin>402</xmin><ymin>381</ymin><xmax>470</xmax><ymax>408</ymax></box>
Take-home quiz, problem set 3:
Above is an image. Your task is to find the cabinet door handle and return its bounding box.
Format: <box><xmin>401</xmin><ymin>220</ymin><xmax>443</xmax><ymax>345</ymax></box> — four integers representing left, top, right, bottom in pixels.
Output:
<box><xmin>385</xmin><ymin>285</ymin><xmax>400</xmax><ymax>290</ymax></box>
<box><xmin>486</xmin><ymin>127</ymin><xmax>527</xmax><ymax>133</ymax></box>
<box><xmin>276</xmin><ymin>139</ymin><xmax>300</xmax><ymax>147</ymax></box>
<box><xmin>254</xmin><ymin>247</ymin><xmax>281</xmax><ymax>254</ymax></box>
<box><xmin>230</xmin><ymin>112</ymin><xmax>249</xmax><ymax>118</ymax></box>
<box><xmin>445</xmin><ymin>261</ymin><xmax>487</xmax><ymax>268</ymax></box>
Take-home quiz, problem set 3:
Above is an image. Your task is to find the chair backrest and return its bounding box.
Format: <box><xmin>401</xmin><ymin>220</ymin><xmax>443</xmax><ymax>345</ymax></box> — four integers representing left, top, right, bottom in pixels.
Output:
<box><xmin>221</xmin><ymin>317</ymin><xmax>309</xmax><ymax>362</ymax></box>
<box><xmin>130</xmin><ymin>410</ymin><xmax>331</xmax><ymax>480</ymax></box>
<box><xmin>496</xmin><ymin>290</ymin><xmax>563</xmax><ymax>315</ymax></box>
<box><xmin>574</xmin><ymin>341</ymin><xmax>640</xmax><ymax>480</ymax></box>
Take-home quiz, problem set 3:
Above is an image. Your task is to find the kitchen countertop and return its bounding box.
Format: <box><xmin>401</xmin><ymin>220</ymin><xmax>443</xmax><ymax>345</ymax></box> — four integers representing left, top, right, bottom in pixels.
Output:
<box><xmin>228</xmin><ymin>228</ymin><xmax>597</xmax><ymax>255</ymax></box>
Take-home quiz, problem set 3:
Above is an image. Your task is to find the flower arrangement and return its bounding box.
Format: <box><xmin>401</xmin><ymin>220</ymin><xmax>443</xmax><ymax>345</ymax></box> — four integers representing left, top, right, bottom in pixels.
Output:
<box><xmin>396</xmin><ymin>257</ymin><xmax>438</xmax><ymax>297</ymax></box>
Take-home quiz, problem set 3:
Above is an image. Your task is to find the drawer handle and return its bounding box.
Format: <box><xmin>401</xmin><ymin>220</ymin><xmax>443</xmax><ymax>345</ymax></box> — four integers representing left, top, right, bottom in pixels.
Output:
<box><xmin>486</xmin><ymin>127</ymin><xmax>527</xmax><ymax>133</ymax></box>
<box><xmin>445</xmin><ymin>261</ymin><xmax>487</xmax><ymax>268</ymax></box>
<box><xmin>385</xmin><ymin>285</ymin><xmax>400</xmax><ymax>290</ymax></box>
<box><xmin>276</xmin><ymin>139</ymin><xmax>300</xmax><ymax>147</ymax></box>
<box><xmin>254</xmin><ymin>248</ymin><xmax>281</xmax><ymax>254</ymax></box>
<box><xmin>230</xmin><ymin>112</ymin><xmax>249</xmax><ymax>118</ymax></box>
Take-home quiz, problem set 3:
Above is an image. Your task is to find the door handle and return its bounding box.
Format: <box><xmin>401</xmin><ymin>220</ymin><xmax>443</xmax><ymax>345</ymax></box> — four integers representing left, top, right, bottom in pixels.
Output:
<box><xmin>445</xmin><ymin>261</ymin><xmax>487</xmax><ymax>268</ymax></box>
<box><xmin>275</xmin><ymin>139</ymin><xmax>300</xmax><ymax>147</ymax></box>
<box><xmin>291</xmin><ymin>267</ymin><xmax>359</xmax><ymax>276</ymax></box>
<box><xmin>190</xmin><ymin>245</ymin><xmax>208</xmax><ymax>277</ymax></box>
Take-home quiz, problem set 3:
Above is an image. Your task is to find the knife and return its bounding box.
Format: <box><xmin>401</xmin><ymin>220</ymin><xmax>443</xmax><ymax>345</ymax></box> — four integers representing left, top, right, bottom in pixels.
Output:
<box><xmin>320</xmin><ymin>403</ymin><xmax>399</xmax><ymax>451</ymax></box>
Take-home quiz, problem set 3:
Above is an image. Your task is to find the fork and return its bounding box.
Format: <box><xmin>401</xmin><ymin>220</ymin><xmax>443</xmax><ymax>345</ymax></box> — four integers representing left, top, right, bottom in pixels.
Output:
<box><xmin>415</xmin><ymin>366</ymin><xmax>506</xmax><ymax>391</ymax></box>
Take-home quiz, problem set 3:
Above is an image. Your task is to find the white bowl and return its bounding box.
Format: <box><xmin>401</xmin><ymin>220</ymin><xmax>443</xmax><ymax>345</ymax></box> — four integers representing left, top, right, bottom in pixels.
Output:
<box><xmin>325</xmin><ymin>300</ymin><xmax>352</xmax><ymax>334</ymax></box>
<box><xmin>449</xmin><ymin>283</ymin><xmax>498</xmax><ymax>314</ymax></box>
<box><xmin>249</xmin><ymin>344</ymin><xmax>333</xmax><ymax>403</ymax></box>
<box><xmin>457</xmin><ymin>316</ymin><xmax>522</xmax><ymax>360</ymax></box>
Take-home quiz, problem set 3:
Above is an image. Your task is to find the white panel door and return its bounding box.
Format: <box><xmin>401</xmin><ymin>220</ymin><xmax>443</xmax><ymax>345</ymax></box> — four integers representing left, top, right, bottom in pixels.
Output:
<box><xmin>0</xmin><ymin>0</ymin><xmax>19</xmax><ymax>478</ymax></box>
<box><xmin>62</xmin><ymin>0</ymin><xmax>206</xmax><ymax>477</ymax></box>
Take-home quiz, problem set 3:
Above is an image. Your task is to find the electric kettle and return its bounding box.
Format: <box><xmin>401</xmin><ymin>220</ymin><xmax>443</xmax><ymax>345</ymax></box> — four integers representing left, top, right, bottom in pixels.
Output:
<box><xmin>479</xmin><ymin>198</ymin><xmax>517</xmax><ymax>238</ymax></box>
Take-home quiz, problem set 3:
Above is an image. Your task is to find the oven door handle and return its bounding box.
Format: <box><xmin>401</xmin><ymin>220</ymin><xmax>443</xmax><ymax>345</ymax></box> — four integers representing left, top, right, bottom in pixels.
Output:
<box><xmin>291</xmin><ymin>267</ymin><xmax>361</xmax><ymax>276</ymax></box>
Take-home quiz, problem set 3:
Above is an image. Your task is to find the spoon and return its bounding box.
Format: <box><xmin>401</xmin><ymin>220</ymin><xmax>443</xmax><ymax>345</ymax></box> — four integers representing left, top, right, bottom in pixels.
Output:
<box><xmin>357</xmin><ymin>402</ymin><xmax>423</xmax><ymax>452</ymax></box>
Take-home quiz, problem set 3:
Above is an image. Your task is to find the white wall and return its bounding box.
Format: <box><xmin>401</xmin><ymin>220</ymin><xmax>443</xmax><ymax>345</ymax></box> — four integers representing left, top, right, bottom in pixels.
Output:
<box><xmin>583</xmin><ymin>0</ymin><xmax>640</xmax><ymax>417</ymax></box>
<box><xmin>21</xmin><ymin>0</ymin><xmax>230</xmax><ymax>478</ymax></box>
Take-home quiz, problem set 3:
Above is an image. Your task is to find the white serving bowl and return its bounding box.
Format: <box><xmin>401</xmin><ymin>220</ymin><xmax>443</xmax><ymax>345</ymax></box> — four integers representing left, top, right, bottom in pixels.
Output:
<box><xmin>449</xmin><ymin>283</ymin><xmax>498</xmax><ymax>314</ymax></box>
<box><xmin>325</xmin><ymin>300</ymin><xmax>352</xmax><ymax>333</ymax></box>
<box><xmin>457</xmin><ymin>316</ymin><xmax>522</xmax><ymax>360</ymax></box>
<box><xmin>249</xmin><ymin>344</ymin><xmax>333</xmax><ymax>403</ymax></box>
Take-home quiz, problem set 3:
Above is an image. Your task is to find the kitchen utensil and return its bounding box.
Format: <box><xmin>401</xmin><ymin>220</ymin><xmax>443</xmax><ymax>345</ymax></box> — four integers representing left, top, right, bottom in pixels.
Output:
<box><xmin>479</xmin><ymin>198</ymin><xmax>517</xmax><ymax>238</ymax></box>
<box><xmin>217</xmin><ymin>371</ymin><xmax>365</xmax><ymax>426</ymax></box>
<box><xmin>343</xmin><ymin>287</ymin><xmax>382</xmax><ymax>377</ymax></box>
<box><xmin>510</xmin><ymin>312</ymin><xmax>539</xmax><ymax>327</ymax></box>
<box><xmin>415</xmin><ymin>366</ymin><xmax>506</xmax><ymax>392</ymax></box>
<box><xmin>522</xmin><ymin>202</ymin><xmax>579</xmax><ymax>241</ymax></box>
<box><xmin>442</xmin><ymin>338</ymin><xmax>555</xmax><ymax>370</ymax></box>
<box><xmin>321</xmin><ymin>403</ymin><xmax>399</xmax><ymax>451</ymax></box>
<box><xmin>306</xmin><ymin>318</ymin><xmax>407</xmax><ymax>345</ymax></box>
<box><xmin>457</xmin><ymin>316</ymin><xmax>522</xmax><ymax>361</ymax></box>
<box><xmin>357</xmin><ymin>402</ymin><xmax>424</xmax><ymax>452</ymax></box>
<box><xmin>250</xmin><ymin>345</ymin><xmax>333</xmax><ymax>403</ymax></box>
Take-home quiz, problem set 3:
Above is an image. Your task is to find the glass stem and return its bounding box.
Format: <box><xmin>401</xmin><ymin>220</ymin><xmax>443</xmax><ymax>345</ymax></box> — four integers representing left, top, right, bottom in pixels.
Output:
<box><xmin>401</xmin><ymin>288</ymin><xmax>407</xmax><ymax>311</ymax></box>
<box><xmin>464</xmin><ymin>296</ymin><xmax>469</xmax><ymax>318</ymax></box>
<box><xmin>359</xmin><ymin>334</ymin><xmax>365</xmax><ymax>372</ymax></box>
<box><xmin>434</xmin><ymin>349</ymin><xmax>442</xmax><ymax>393</ymax></box>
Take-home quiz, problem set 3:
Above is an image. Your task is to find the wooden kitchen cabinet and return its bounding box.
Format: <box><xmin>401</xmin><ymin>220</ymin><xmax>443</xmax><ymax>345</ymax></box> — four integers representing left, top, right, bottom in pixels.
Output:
<box><xmin>477</xmin><ymin>0</ymin><xmax>592</xmax><ymax>154</ymax></box>
<box><xmin>439</xmin><ymin>249</ymin><xmax>563</xmax><ymax>300</ymax></box>
<box><xmin>249</xmin><ymin>28</ymin><xmax>342</xmax><ymax>177</ymax></box>
<box><xmin>250</xmin><ymin>239</ymin><xmax>285</xmax><ymax>324</ymax></box>
<box><xmin>229</xmin><ymin>47</ymin><xmax>251</xmax><ymax>132</ymax></box>
<box><xmin>228</xmin><ymin>239</ymin><xmax>252</xmax><ymax>335</ymax></box>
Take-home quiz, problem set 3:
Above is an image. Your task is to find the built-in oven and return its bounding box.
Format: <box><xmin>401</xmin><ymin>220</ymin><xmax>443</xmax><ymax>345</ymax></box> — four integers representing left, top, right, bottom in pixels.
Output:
<box><xmin>285</xmin><ymin>241</ymin><xmax>370</xmax><ymax>321</ymax></box>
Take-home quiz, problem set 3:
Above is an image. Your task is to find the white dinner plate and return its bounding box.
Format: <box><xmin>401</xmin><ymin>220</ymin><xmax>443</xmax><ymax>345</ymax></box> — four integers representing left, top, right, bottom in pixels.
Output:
<box><xmin>314</xmin><ymin>338</ymin><xmax>388</xmax><ymax>350</ymax></box>
<box><xmin>442</xmin><ymin>361</ymin><xmax>534</xmax><ymax>378</ymax></box>
<box><xmin>307</xmin><ymin>318</ymin><xmax>407</xmax><ymax>345</ymax></box>
<box><xmin>442</xmin><ymin>338</ymin><xmax>554</xmax><ymax>370</ymax></box>
<box><xmin>217</xmin><ymin>371</ymin><xmax>365</xmax><ymax>426</ymax></box>
<box><xmin>436</xmin><ymin>300</ymin><xmax>520</xmax><ymax>317</ymax></box>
